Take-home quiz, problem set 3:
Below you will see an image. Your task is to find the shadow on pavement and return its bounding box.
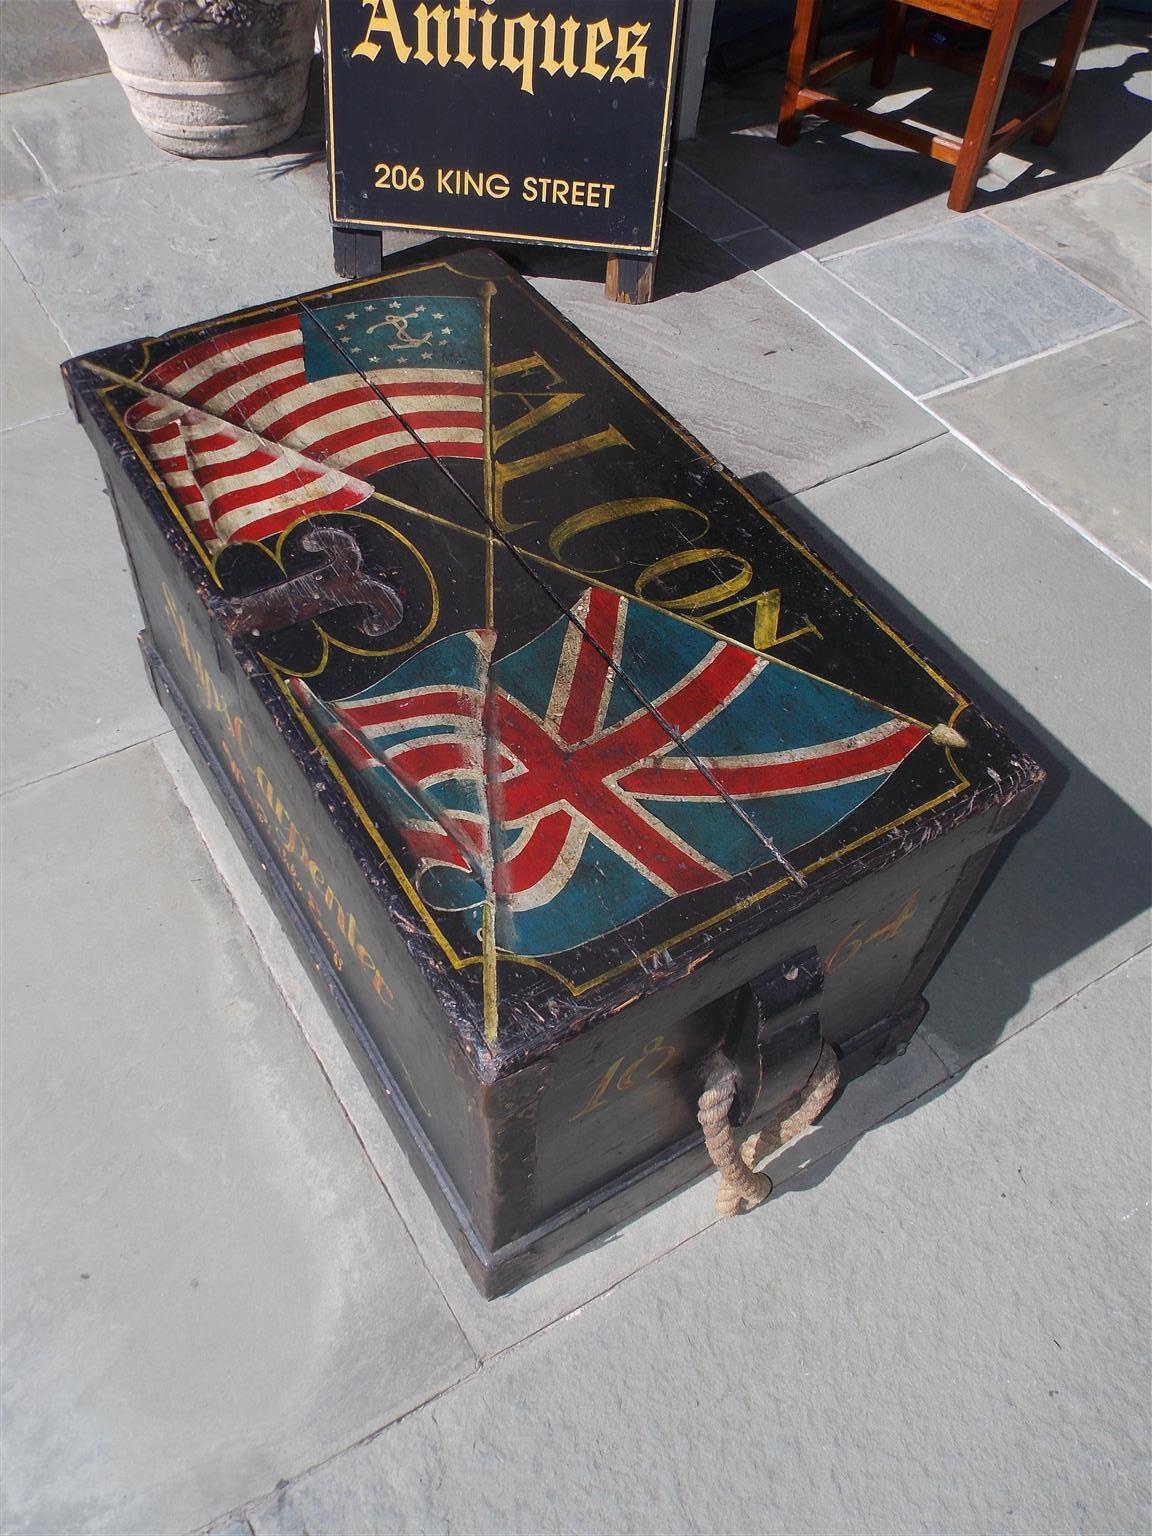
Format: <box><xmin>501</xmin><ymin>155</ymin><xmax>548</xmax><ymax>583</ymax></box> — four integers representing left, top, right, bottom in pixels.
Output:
<box><xmin>678</xmin><ymin>8</ymin><xmax>1149</xmax><ymax>265</ymax></box>
<box><xmin>741</xmin><ymin>470</ymin><xmax>1151</xmax><ymax>1073</ymax></box>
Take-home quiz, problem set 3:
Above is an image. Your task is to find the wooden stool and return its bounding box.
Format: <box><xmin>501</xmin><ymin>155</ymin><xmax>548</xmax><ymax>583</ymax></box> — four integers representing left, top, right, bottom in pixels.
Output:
<box><xmin>776</xmin><ymin>0</ymin><xmax>1099</xmax><ymax>211</ymax></box>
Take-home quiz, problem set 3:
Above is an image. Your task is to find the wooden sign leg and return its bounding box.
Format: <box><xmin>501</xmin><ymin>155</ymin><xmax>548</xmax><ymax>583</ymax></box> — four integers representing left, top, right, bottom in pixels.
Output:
<box><xmin>332</xmin><ymin>224</ymin><xmax>384</xmax><ymax>280</ymax></box>
<box><xmin>605</xmin><ymin>255</ymin><xmax>657</xmax><ymax>305</ymax></box>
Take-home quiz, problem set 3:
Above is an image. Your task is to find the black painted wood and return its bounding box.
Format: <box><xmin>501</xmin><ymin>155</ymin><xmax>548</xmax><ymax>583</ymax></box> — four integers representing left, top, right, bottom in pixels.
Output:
<box><xmin>63</xmin><ymin>247</ymin><xmax>1045</xmax><ymax>1296</ymax></box>
<box><xmin>332</xmin><ymin>223</ymin><xmax>385</xmax><ymax>279</ymax></box>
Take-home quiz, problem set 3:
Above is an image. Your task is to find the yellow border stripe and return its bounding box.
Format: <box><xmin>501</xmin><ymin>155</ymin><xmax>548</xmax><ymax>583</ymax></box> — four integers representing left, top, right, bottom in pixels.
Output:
<box><xmin>321</xmin><ymin>0</ymin><xmax>685</xmax><ymax>254</ymax></box>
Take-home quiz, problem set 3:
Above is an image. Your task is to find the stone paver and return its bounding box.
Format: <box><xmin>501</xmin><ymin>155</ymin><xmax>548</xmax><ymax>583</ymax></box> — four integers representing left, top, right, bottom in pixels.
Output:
<box><xmin>680</xmin><ymin>125</ymin><xmax>970</xmax><ymax>259</ymax></box>
<box><xmin>0</xmin><ymin>743</ymin><xmax>476</xmax><ymax>1536</ymax></box>
<box><xmin>0</xmin><ymin>0</ymin><xmax>108</xmax><ymax>94</ymax></box>
<box><xmin>986</xmin><ymin>173</ymin><xmax>1152</xmax><ymax>320</ymax></box>
<box><xmin>0</xmin><ymin>243</ymin><xmax>68</xmax><ymax>429</ymax></box>
<box><xmin>246</xmin><ymin>951</ymin><xmax>1151</xmax><ymax>1536</ymax></box>
<box><xmin>760</xmin><ymin>433</ymin><xmax>1152</xmax><ymax>1069</ymax></box>
<box><xmin>824</xmin><ymin>216</ymin><xmax>1133</xmax><ymax>376</ymax></box>
<box><xmin>530</xmin><ymin>215</ymin><xmax>945</xmax><ymax>497</ymax></box>
<box><xmin>0</xmin><ymin>413</ymin><xmax>167</xmax><ymax>792</ymax></box>
<box><xmin>666</xmin><ymin>160</ymin><xmax>764</xmax><ymax>241</ymax></box>
<box><xmin>932</xmin><ymin>321</ymin><xmax>1152</xmax><ymax>579</ymax></box>
<box><xmin>0</xmin><ymin>153</ymin><xmax>336</xmax><ymax>354</ymax></box>
<box><xmin>158</xmin><ymin>732</ymin><xmax>952</xmax><ymax>1361</ymax></box>
<box><xmin>724</xmin><ymin>224</ymin><xmax>968</xmax><ymax>396</ymax></box>
<box><xmin>0</xmin><ymin>72</ymin><xmax>170</xmax><ymax>193</ymax></box>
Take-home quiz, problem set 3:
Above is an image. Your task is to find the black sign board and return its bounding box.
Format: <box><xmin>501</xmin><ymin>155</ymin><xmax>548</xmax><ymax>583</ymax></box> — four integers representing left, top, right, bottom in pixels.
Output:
<box><xmin>322</xmin><ymin>0</ymin><xmax>686</xmax><ymax>257</ymax></box>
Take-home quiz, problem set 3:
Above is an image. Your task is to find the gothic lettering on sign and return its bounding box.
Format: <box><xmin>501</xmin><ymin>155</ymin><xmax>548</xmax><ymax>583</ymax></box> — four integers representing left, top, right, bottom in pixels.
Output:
<box><xmin>324</xmin><ymin>0</ymin><xmax>686</xmax><ymax>253</ymax></box>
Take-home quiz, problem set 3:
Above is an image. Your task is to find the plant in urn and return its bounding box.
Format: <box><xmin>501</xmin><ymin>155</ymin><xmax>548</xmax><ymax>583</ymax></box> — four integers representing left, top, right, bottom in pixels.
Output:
<box><xmin>75</xmin><ymin>0</ymin><xmax>319</xmax><ymax>157</ymax></box>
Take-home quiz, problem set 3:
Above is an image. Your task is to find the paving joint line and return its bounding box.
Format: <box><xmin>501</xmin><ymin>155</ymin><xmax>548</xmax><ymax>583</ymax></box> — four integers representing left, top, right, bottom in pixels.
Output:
<box><xmin>9</xmin><ymin>122</ymin><xmax>59</xmax><ymax>195</ymax></box>
<box><xmin>1</xmin><ymin>232</ymin><xmax>76</xmax><ymax>352</ymax></box>
<box><xmin>754</xmin><ymin>433</ymin><xmax>948</xmax><ymax>508</ymax></box>
<box><xmin>669</xmin><ymin>161</ymin><xmax>767</xmax><ymax>241</ymax></box>
<box><xmin>915</xmin><ymin>407</ymin><xmax>1152</xmax><ymax>587</ymax></box>
<box><xmin>919</xmin><ymin>313</ymin><xmax>1143</xmax><ymax>400</ymax></box>
<box><xmin>0</xmin><ymin>725</ymin><xmax>174</xmax><ymax>801</ymax></box>
<box><xmin>0</xmin><ymin>406</ymin><xmax>69</xmax><ymax>435</ymax></box>
<box><xmin>722</xmin><ymin>226</ymin><xmax>972</xmax><ymax>378</ymax></box>
<box><xmin>702</xmin><ymin>207</ymin><xmax>1151</xmax><ymax>588</ymax></box>
<box><xmin>0</xmin><ymin>70</ymin><xmax>110</xmax><ymax>99</ymax></box>
<box><xmin>925</xmin><ymin>941</ymin><xmax>1152</xmax><ymax>1080</ymax></box>
<box><xmin>971</xmin><ymin>207</ymin><xmax>1144</xmax><ymax>315</ymax></box>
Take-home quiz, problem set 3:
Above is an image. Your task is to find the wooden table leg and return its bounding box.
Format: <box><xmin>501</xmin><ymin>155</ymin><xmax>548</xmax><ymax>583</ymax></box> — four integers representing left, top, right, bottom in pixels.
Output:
<box><xmin>605</xmin><ymin>256</ymin><xmax>657</xmax><ymax>305</ymax></box>
<box><xmin>870</xmin><ymin>1</ymin><xmax>909</xmax><ymax>88</ymax></box>
<box><xmin>777</xmin><ymin>0</ymin><xmax>824</xmax><ymax>145</ymax></box>
<box><xmin>947</xmin><ymin>0</ymin><xmax>1024</xmax><ymax>212</ymax></box>
<box><xmin>332</xmin><ymin>224</ymin><xmax>384</xmax><ymax>280</ymax></box>
<box><xmin>1032</xmin><ymin>0</ymin><xmax>1099</xmax><ymax>145</ymax></box>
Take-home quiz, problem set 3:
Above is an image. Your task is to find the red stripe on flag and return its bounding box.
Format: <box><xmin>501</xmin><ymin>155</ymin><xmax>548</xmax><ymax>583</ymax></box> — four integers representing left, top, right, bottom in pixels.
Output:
<box><xmin>193</xmin><ymin>447</ymin><xmax>278</xmax><ymax>487</ymax></box>
<box><xmin>402</xmin><ymin>828</ymin><xmax>473</xmax><ymax>871</ymax></box>
<box><xmin>143</xmin><ymin>316</ymin><xmax>300</xmax><ymax>390</ymax></box>
<box><xmin>388</xmin><ymin>740</ymin><xmax>475</xmax><ymax>782</ymax></box>
<box><xmin>182</xmin><ymin>342</ymin><xmax>303</xmax><ymax>409</ymax></box>
<box><xmin>206</xmin><ymin>466</ymin><xmax>324</xmax><ymax>518</ymax></box>
<box><xmin>224</xmin><ymin>482</ymin><xmax>366</xmax><ymax>544</ymax></box>
<box><xmin>343</xmin><ymin>689</ymin><xmax>481</xmax><ymax>728</ymax></box>
<box><xmin>260</xmin><ymin>385</ymin><xmax>396</xmax><ymax>443</ymax></box>
<box><xmin>618</xmin><ymin>722</ymin><xmax>928</xmax><ymax>799</ymax></box>
<box><xmin>492</xmin><ymin>809</ymin><xmax>572</xmax><ymax>897</ymax></box>
<box><xmin>558</xmin><ymin>587</ymin><xmax>620</xmax><ymax>744</ymax></box>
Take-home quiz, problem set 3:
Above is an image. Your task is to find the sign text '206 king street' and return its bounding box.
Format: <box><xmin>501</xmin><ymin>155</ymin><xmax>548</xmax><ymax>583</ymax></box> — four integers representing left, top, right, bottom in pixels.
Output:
<box><xmin>324</xmin><ymin>0</ymin><xmax>686</xmax><ymax>252</ymax></box>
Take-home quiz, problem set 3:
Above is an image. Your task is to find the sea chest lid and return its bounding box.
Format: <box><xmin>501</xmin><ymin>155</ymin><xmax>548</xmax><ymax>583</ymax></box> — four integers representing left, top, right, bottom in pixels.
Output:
<box><xmin>65</xmin><ymin>247</ymin><xmax>1035</xmax><ymax>1064</ymax></box>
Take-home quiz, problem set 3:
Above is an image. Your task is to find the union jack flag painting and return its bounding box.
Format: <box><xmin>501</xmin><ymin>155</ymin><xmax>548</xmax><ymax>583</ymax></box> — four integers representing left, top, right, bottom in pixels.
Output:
<box><xmin>123</xmin><ymin>295</ymin><xmax>484</xmax><ymax>553</ymax></box>
<box><xmin>291</xmin><ymin>587</ymin><xmax>929</xmax><ymax>957</ymax></box>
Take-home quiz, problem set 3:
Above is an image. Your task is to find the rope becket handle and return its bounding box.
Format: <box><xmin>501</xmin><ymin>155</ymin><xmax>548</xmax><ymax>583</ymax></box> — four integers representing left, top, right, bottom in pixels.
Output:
<box><xmin>697</xmin><ymin>1041</ymin><xmax>841</xmax><ymax>1217</ymax></box>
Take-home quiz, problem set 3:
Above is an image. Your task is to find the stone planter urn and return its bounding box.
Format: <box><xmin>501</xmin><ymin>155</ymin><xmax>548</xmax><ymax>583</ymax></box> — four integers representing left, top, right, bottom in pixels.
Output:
<box><xmin>76</xmin><ymin>0</ymin><xmax>319</xmax><ymax>157</ymax></box>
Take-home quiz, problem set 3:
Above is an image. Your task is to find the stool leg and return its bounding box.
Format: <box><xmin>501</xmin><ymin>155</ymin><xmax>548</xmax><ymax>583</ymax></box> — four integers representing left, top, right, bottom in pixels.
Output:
<box><xmin>778</xmin><ymin>0</ymin><xmax>823</xmax><ymax>146</ymax></box>
<box><xmin>1032</xmin><ymin>0</ymin><xmax>1099</xmax><ymax>145</ymax></box>
<box><xmin>870</xmin><ymin>2</ymin><xmax>908</xmax><ymax>89</ymax></box>
<box><xmin>948</xmin><ymin>1</ymin><xmax>1024</xmax><ymax>212</ymax></box>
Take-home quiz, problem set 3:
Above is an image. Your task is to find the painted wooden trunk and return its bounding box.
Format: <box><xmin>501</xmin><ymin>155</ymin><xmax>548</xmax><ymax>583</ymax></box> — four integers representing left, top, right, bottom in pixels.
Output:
<box><xmin>63</xmin><ymin>246</ymin><xmax>1044</xmax><ymax>1296</ymax></box>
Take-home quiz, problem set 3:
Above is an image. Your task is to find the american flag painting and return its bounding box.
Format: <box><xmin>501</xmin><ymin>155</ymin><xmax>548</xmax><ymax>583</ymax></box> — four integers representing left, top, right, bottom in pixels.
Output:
<box><xmin>124</xmin><ymin>295</ymin><xmax>485</xmax><ymax>553</ymax></box>
<box><xmin>291</xmin><ymin>588</ymin><xmax>929</xmax><ymax>957</ymax></box>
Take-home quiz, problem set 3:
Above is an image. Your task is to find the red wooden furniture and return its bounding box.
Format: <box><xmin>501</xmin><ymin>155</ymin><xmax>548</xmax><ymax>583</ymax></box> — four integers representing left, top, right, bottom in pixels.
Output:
<box><xmin>777</xmin><ymin>0</ymin><xmax>1099</xmax><ymax>211</ymax></box>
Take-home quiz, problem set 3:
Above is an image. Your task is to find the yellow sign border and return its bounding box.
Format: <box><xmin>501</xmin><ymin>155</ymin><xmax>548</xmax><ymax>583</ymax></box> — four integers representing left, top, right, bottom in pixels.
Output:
<box><xmin>321</xmin><ymin>0</ymin><xmax>687</xmax><ymax>256</ymax></box>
